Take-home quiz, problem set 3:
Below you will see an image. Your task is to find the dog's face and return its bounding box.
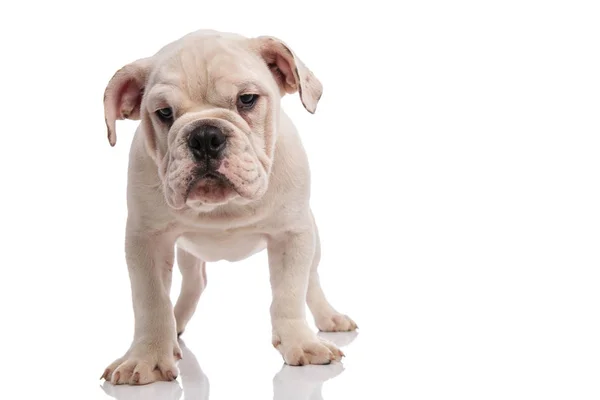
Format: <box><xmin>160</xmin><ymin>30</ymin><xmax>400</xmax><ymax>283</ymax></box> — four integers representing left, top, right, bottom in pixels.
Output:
<box><xmin>103</xmin><ymin>31</ymin><xmax>322</xmax><ymax>211</ymax></box>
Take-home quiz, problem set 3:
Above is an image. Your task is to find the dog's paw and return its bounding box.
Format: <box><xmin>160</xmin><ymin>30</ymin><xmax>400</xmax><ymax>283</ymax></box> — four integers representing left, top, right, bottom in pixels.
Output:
<box><xmin>102</xmin><ymin>339</ymin><xmax>182</xmax><ymax>385</ymax></box>
<box><xmin>315</xmin><ymin>313</ymin><xmax>358</xmax><ymax>332</ymax></box>
<box><xmin>273</xmin><ymin>321</ymin><xmax>344</xmax><ymax>366</ymax></box>
<box><xmin>277</xmin><ymin>336</ymin><xmax>344</xmax><ymax>366</ymax></box>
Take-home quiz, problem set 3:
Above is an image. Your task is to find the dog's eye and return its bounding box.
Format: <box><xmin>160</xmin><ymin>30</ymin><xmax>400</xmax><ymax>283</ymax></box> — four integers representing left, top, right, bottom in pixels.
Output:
<box><xmin>156</xmin><ymin>108</ymin><xmax>174</xmax><ymax>122</ymax></box>
<box><xmin>237</xmin><ymin>94</ymin><xmax>258</xmax><ymax>110</ymax></box>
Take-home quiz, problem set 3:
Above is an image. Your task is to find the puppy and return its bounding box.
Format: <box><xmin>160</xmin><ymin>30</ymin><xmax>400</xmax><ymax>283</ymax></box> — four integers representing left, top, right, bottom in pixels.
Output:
<box><xmin>100</xmin><ymin>30</ymin><xmax>357</xmax><ymax>386</ymax></box>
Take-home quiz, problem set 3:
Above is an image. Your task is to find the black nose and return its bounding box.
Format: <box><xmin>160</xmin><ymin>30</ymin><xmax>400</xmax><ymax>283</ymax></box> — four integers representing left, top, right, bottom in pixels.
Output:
<box><xmin>188</xmin><ymin>125</ymin><xmax>226</xmax><ymax>159</ymax></box>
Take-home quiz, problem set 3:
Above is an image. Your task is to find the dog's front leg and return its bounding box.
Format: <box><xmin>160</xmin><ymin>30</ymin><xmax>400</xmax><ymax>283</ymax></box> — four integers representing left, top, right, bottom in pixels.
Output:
<box><xmin>268</xmin><ymin>229</ymin><xmax>344</xmax><ymax>365</ymax></box>
<box><xmin>102</xmin><ymin>227</ymin><xmax>181</xmax><ymax>385</ymax></box>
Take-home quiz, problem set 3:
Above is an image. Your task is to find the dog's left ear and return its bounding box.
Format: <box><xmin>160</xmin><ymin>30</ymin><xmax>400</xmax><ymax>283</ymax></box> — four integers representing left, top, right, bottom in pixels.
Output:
<box><xmin>103</xmin><ymin>58</ymin><xmax>152</xmax><ymax>146</ymax></box>
<box><xmin>251</xmin><ymin>36</ymin><xmax>323</xmax><ymax>113</ymax></box>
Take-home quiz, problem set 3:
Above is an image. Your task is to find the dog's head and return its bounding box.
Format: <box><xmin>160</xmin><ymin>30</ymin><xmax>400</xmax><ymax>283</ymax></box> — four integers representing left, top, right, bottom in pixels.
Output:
<box><xmin>103</xmin><ymin>30</ymin><xmax>322</xmax><ymax>210</ymax></box>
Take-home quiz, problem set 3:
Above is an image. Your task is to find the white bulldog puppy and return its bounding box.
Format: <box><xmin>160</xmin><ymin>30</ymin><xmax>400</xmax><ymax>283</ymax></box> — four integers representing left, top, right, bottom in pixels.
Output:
<box><xmin>101</xmin><ymin>29</ymin><xmax>357</xmax><ymax>386</ymax></box>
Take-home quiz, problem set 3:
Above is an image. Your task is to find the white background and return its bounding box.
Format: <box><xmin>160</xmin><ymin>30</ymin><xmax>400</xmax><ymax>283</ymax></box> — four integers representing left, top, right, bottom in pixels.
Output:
<box><xmin>1</xmin><ymin>0</ymin><xmax>599</xmax><ymax>398</ymax></box>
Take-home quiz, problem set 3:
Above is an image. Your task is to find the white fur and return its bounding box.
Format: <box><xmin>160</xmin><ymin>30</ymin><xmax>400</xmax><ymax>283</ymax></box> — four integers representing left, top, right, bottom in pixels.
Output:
<box><xmin>101</xmin><ymin>30</ymin><xmax>356</xmax><ymax>385</ymax></box>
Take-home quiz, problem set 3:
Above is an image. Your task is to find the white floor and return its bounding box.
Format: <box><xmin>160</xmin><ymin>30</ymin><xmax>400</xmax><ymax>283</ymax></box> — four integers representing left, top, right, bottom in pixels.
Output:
<box><xmin>6</xmin><ymin>246</ymin><xmax>599</xmax><ymax>399</ymax></box>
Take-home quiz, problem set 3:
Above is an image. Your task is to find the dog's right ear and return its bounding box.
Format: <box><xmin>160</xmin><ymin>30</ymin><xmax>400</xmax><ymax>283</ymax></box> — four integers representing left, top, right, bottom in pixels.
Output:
<box><xmin>103</xmin><ymin>58</ymin><xmax>152</xmax><ymax>146</ymax></box>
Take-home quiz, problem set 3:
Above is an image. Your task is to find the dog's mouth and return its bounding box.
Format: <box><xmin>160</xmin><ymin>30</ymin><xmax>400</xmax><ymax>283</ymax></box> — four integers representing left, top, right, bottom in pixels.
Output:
<box><xmin>185</xmin><ymin>170</ymin><xmax>237</xmax><ymax>204</ymax></box>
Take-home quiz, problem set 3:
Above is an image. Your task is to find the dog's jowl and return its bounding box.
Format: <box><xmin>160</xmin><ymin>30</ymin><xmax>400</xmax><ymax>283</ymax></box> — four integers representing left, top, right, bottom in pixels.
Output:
<box><xmin>100</xmin><ymin>30</ymin><xmax>357</xmax><ymax>386</ymax></box>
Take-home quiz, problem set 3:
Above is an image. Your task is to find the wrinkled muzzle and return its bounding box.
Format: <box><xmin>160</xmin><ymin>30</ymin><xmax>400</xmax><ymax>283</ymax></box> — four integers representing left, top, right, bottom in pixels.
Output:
<box><xmin>160</xmin><ymin>117</ymin><xmax>269</xmax><ymax>209</ymax></box>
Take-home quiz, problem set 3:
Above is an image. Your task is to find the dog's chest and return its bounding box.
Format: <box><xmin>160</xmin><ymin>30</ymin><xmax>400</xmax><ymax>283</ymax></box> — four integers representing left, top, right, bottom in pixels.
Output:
<box><xmin>176</xmin><ymin>231</ymin><xmax>267</xmax><ymax>262</ymax></box>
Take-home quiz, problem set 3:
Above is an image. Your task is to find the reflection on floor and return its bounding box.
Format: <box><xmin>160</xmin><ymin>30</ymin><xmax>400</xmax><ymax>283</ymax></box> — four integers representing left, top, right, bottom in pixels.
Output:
<box><xmin>101</xmin><ymin>331</ymin><xmax>358</xmax><ymax>400</ymax></box>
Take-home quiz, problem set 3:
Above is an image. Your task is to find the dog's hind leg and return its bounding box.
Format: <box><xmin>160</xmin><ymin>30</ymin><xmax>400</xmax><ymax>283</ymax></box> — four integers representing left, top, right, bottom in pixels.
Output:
<box><xmin>307</xmin><ymin>216</ymin><xmax>358</xmax><ymax>332</ymax></box>
<box><xmin>174</xmin><ymin>247</ymin><xmax>207</xmax><ymax>336</ymax></box>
